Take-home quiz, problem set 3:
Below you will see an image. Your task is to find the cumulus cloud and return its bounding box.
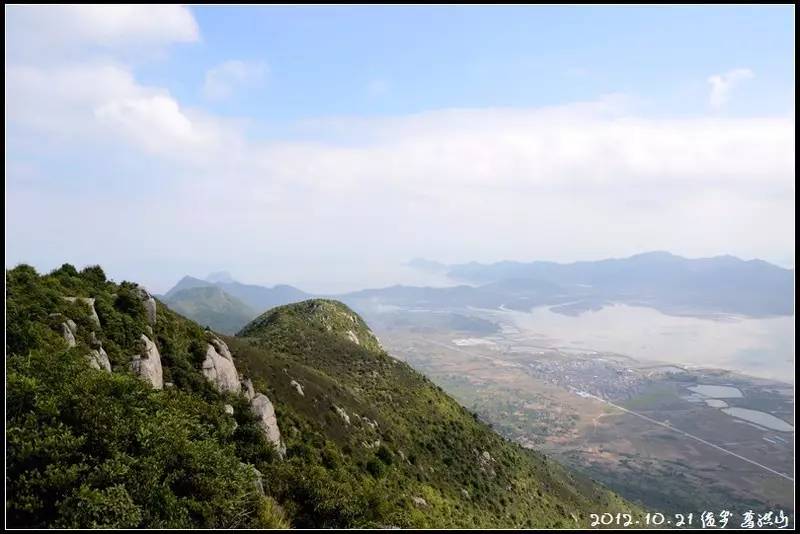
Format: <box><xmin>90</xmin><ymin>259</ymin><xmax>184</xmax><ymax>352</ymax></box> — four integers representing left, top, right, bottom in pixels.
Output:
<box><xmin>202</xmin><ymin>60</ymin><xmax>268</xmax><ymax>100</ymax></box>
<box><xmin>708</xmin><ymin>68</ymin><xmax>754</xmax><ymax>109</ymax></box>
<box><xmin>6</xmin><ymin>5</ymin><xmax>198</xmax><ymax>62</ymax></box>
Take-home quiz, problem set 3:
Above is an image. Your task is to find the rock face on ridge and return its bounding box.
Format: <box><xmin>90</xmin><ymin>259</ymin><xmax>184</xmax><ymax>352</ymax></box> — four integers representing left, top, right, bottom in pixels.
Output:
<box><xmin>134</xmin><ymin>285</ymin><xmax>158</xmax><ymax>326</ymax></box>
<box><xmin>201</xmin><ymin>337</ymin><xmax>241</xmax><ymax>394</ymax></box>
<box><xmin>130</xmin><ymin>334</ymin><xmax>163</xmax><ymax>389</ymax></box>
<box><xmin>61</xmin><ymin>322</ymin><xmax>77</xmax><ymax>348</ymax></box>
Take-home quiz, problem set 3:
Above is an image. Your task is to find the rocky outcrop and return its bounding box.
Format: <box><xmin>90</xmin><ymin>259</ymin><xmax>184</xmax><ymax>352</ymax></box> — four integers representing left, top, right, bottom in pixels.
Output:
<box><xmin>346</xmin><ymin>330</ymin><xmax>360</xmax><ymax>345</ymax></box>
<box><xmin>130</xmin><ymin>334</ymin><xmax>163</xmax><ymax>389</ymax></box>
<box><xmin>334</xmin><ymin>405</ymin><xmax>351</xmax><ymax>425</ymax></box>
<box><xmin>86</xmin><ymin>329</ymin><xmax>111</xmax><ymax>372</ymax></box>
<box><xmin>242</xmin><ymin>378</ymin><xmax>255</xmax><ymax>401</ymax></box>
<box><xmin>134</xmin><ymin>285</ymin><xmax>157</xmax><ymax>325</ymax></box>
<box><xmin>224</xmin><ymin>404</ymin><xmax>235</xmax><ymax>415</ymax></box>
<box><xmin>290</xmin><ymin>380</ymin><xmax>304</xmax><ymax>396</ymax></box>
<box><xmin>476</xmin><ymin>449</ymin><xmax>496</xmax><ymax>477</ymax></box>
<box><xmin>251</xmin><ymin>393</ymin><xmax>285</xmax><ymax>457</ymax></box>
<box><xmin>354</xmin><ymin>413</ymin><xmax>379</xmax><ymax>431</ymax></box>
<box><xmin>201</xmin><ymin>338</ymin><xmax>240</xmax><ymax>394</ymax></box>
<box><xmin>209</xmin><ymin>337</ymin><xmax>233</xmax><ymax>360</ymax></box>
<box><xmin>61</xmin><ymin>322</ymin><xmax>76</xmax><ymax>348</ymax></box>
<box><xmin>66</xmin><ymin>319</ymin><xmax>77</xmax><ymax>335</ymax></box>
<box><xmin>411</xmin><ymin>496</ymin><xmax>428</xmax><ymax>507</ymax></box>
<box><xmin>88</xmin><ymin>347</ymin><xmax>111</xmax><ymax>372</ymax></box>
<box><xmin>63</xmin><ymin>297</ymin><xmax>100</xmax><ymax>327</ymax></box>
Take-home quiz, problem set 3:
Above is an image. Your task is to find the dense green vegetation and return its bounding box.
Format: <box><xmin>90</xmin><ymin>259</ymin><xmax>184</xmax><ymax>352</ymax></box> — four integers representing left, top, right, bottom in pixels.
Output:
<box><xmin>6</xmin><ymin>264</ymin><xmax>637</xmax><ymax>528</ymax></box>
<box><xmin>6</xmin><ymin>264</ymin><xmax>286</xmax><ymax>528</ymax></box>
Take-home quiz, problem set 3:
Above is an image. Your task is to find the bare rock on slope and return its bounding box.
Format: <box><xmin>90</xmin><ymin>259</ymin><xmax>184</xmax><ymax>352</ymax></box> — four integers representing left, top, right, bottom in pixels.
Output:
<box><xmin>201</xmin><ymin>337</ymin><xmax>241</xmax><ymax>394</ymax></box>
<box><xmin>88</xmin><ymin>347</ymin><xmax>112</xmax><ymax>372</ymax></box>
<box><xmin>61</xmin><ymin>322</ymin><xmax>76</xmax><ymax>348</ymax></box>
<box><xmin>130</xmin><ymin>334</ymin><xmax>163</xmax><ymax>389</ymax></box>
<box><xmin>251</xmin><ymin>393</ymin><xmax>286</xmax><ymax>458</ymax></box>
<box><xmin>135</xmin><ymin>285</ymin><xmax>158</xmax><ymax>326</ymax></box>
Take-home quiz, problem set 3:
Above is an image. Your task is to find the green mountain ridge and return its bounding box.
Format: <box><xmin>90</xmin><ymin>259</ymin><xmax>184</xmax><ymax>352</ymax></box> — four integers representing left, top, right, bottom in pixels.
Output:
<box><xmin>6</xmin><ymin>263</ymin><xmax>640</xmax><ymax>529</ymax></box>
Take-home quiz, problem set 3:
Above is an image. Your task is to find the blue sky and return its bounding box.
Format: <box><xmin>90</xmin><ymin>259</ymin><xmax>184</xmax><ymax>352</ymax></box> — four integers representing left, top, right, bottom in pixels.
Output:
<box><xmin>5</xmin><ymin>6</ymin><xmax>795</xmax><ymax>292</ymax></box>
<box><xmin>137</xmin><ymin>6</ymin><xmax>795</xmax><ymax>122</ymax></box>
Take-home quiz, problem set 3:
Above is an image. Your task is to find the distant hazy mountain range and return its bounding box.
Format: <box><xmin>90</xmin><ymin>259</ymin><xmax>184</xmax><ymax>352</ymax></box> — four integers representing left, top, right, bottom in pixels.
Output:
<box><xmin>162</xmin><ymin>252</ymin><xmax>794</xmax><ymax>333</ymax></box>
<box><xmin>396</xmin><ymin>251</ymin><xmax>795</xmax><ymax>317</ymax></box>
<box><xmin>162</xmin><ymin>273</ymin><xmax>311</xmax><ymax>333</ymax></box>
<box><xmin>163</xmin><ymin>286</ymin><xmax>257</xmax><ymax>335</ymax></box>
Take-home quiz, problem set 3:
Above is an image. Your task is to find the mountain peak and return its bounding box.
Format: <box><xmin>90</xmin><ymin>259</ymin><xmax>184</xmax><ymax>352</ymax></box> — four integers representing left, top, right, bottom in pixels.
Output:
<box><xmin>238</xmin><ymin>299</ymin><xmax>383</xmax><ymax>353</ymax></box>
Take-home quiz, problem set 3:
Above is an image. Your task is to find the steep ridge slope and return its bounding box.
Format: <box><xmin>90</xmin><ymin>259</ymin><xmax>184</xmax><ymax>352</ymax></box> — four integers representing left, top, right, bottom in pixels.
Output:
<box><xmin>6</xmin><ymin>264</ymin><xmax>639</xmax><ymax>529</ymax></box>
<box><xmin>232</xmin><ymin>299</ymin><xmax>638</xmax><ymax>528</ymax></box>
<box><xmin>6</xmin><ymin>264</ymin><xmax>289</xmax><ymax>528</ymax></box>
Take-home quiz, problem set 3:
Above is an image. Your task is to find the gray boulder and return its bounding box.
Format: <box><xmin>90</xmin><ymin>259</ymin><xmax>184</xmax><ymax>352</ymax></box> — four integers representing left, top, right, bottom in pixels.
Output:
<box><xmin>88</xmin><ymin>347</ymin><xmax>112</xmax><ymax>372</ymax></box>
<box><xmin>134</xmin><ymin>285</ymin><xmax>157</xmax><ymax>325</ymax></box>
<box><xmin>201</xmin><ymin>338</ymin><xmax>241</xmax><ymax>394</ymax></box>
<box><xmin>209</xmin><ymin>337</ymin><xmax>233</xmax><ymax>360</ymax></box>
<box><xmin>411</xmin><ymin>496</ymin><xmax>428</xmax><ymax>507</ymax></box>
<box><xmin>251</xmin><ymin>393</ymin><xmax>285</xmax><ymax>457</ymax></box>
<box><xmin>290</xmin><ymin>379</ymin><xmax>304</xmax><ymax>396</ymax></box>
<box><xmin>130</xmin><ymin>334</ymin><xmax>163</xmax><ymax>389</ymax></box>
<box><xmin>61</xmin><ymin>322</ymin><xmax>76</xmax><ymax>348</ymax></box>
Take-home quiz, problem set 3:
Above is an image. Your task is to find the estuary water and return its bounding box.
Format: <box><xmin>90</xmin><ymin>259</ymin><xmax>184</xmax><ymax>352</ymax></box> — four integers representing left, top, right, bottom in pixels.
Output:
<box><xmin>498</xmin><ymin>303</ymin><xmax>794</xmax><ymax>383</ymax></box>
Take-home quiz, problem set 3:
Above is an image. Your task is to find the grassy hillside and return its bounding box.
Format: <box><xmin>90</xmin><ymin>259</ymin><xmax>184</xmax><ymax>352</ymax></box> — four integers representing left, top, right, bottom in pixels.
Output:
<box><xmin>164</xmin><ymin>286</ymin><xmax>257</xmax><ymax>334</ymax></box>
<box><xmin>6</xmin><ymin>263</ymin><xmax>639</xmax><ymax>529</ymax></box>
<box><xmin>238</xmin><ymin>299</ymin><xmax>382</xmax><ymax>353</ymax></box>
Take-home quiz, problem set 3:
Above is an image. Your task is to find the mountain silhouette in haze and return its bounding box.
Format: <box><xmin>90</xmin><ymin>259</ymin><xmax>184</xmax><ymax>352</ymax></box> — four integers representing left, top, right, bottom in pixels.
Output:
<box><xmin>164</xmin><ymin>252</ymin><xmax>794</xmax><ymax>333</ymax></box>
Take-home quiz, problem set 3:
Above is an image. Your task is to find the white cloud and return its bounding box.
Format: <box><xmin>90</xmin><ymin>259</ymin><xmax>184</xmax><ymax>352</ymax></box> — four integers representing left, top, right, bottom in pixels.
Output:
<box><xmin>707</xmin><ymin>68</ymin><xmax>754</xmax><ymax>109</ymax></box>
<box><xmin>6</xmin><ymin>5</ymin><xmax>198</xmax><ymax>62</ymax></box>
<box><xmin>202</xmin><ymin>60</ymin><xmax>268</xmax><ymax>100</ymax></box>
<box><xmin>4</xmin><ymin>7</ymin><xmax>794</xmax><ymax>291</ymax></box>
<box><xmin>7</xmin><ymin>68</ymin><xmax>794</xmax><ymax>289</ymax></box>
